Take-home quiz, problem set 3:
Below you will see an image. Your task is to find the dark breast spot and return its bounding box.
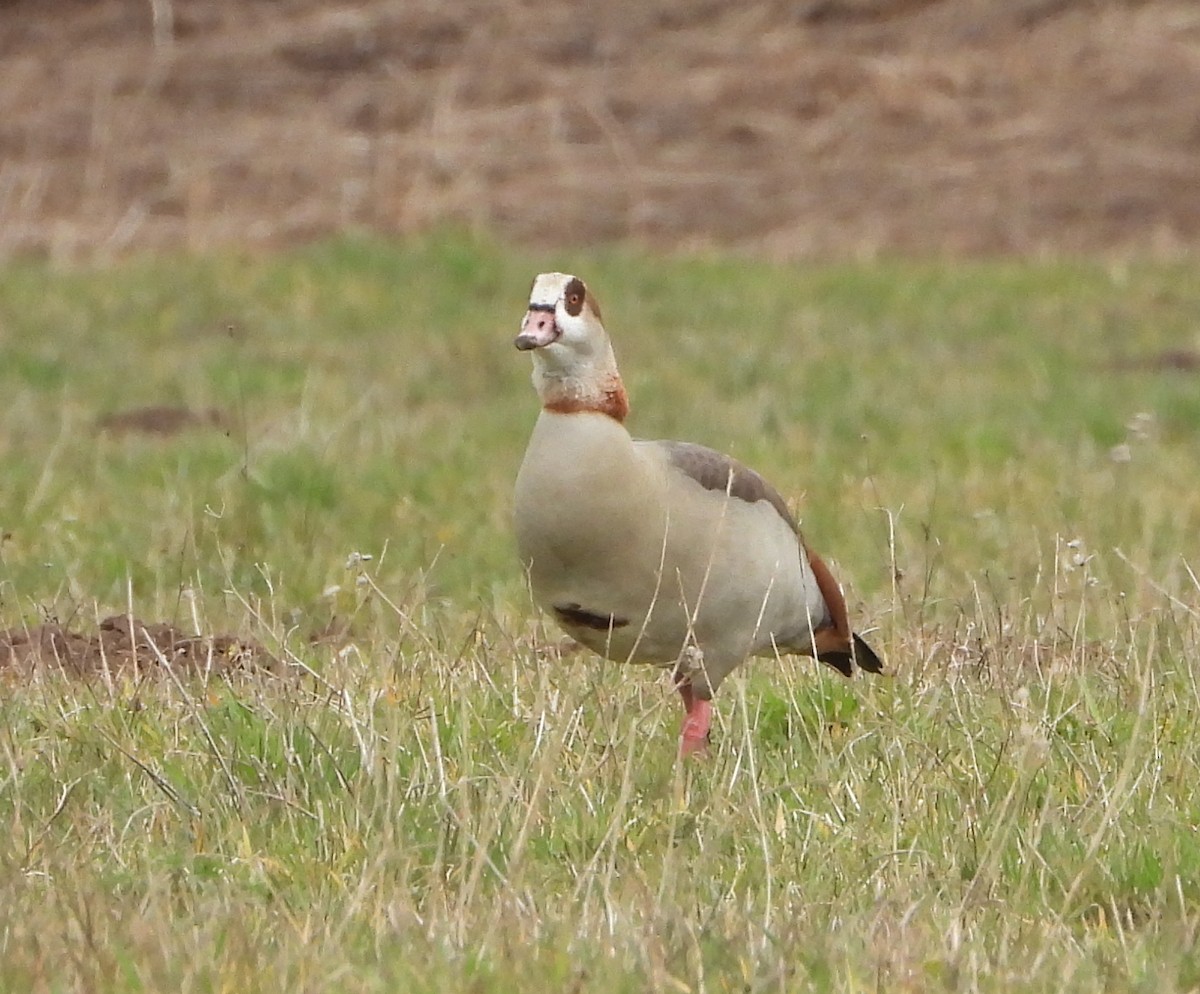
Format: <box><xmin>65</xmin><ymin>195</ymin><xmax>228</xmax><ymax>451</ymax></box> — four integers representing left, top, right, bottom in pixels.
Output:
<box><xmin>553</xmin><ymin>603</ymin><xmax>629</xmax><ymax>631</ymax></box>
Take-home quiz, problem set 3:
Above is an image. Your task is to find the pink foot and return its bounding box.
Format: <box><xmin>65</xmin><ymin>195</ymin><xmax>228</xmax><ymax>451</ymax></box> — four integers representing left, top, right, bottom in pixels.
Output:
<box><xmin>678</xmin><ymin>690</ymin><xmax>712</xmax><ymax>757</ymax></box>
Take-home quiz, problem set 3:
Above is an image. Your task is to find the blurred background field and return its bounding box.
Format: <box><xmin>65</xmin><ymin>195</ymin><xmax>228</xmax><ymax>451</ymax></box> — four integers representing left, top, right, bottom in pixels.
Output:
<box><xmin>0</xmin><ymin>237</ymin><xmax>1198</xmax><ymax>637</ymax></box>
<box><xmin>2</xmin><ymin>0</ymin><xmax>1199</xmax><ymax>262</ymax></box>
<box><xmin>2</xmin><ymin>2</ymin><xmax>1200</xmax><ymax>992</ymax></box>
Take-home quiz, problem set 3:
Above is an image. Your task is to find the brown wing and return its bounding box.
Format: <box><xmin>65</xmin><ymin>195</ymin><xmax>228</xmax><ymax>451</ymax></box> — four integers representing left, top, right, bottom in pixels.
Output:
<box><xmin>806</xmin><ymin>547</ymin><xmax>883</xmax><ymax>675</ymax></box>
<box><xmin>657</xmin><ymin>441</ymin><xmax>800</xmax><ymax>534</ymax></box>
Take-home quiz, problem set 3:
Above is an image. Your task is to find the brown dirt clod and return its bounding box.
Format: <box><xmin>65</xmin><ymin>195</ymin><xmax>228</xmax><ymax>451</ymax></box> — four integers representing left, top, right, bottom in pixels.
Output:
<box><xmin>0</xmin><ymin>615</ymin><xmax>279</xmax><ymax>678</ymax></box>
<box><xmin>96</xmin><ymin>406</ymin><xmax>229</xmax><ymax>436</ymax></box>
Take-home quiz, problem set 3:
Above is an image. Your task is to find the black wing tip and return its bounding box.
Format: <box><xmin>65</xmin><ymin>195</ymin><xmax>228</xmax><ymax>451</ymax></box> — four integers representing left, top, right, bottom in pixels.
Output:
<box><xmin>816</xmin><ymin>651</ymin><xmax>854</xmax><ymax>678</ymax></box>
<box><xmin>817</xmin><ymin>634</ymin><xmax>884</xmax><ymax>678</ymax></box>
<box><xmin>851</xmin><ymin>633</ymin><xmax>885</xmax><ymax>674</ymax></box>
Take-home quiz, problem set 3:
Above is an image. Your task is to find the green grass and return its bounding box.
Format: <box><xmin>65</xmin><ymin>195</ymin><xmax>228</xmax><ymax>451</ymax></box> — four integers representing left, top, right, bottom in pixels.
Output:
<box><xmin>1</xmin><ymin>233</ymin><xmax>1199</xmax><ymax>991</ymax></box>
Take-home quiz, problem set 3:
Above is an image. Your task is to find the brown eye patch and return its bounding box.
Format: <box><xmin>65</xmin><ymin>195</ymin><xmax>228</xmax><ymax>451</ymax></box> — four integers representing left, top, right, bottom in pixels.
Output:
<box><xmin>563</xmin><ymin>277</ymin><xmax>586</xmax><ymax>316</ymax></box>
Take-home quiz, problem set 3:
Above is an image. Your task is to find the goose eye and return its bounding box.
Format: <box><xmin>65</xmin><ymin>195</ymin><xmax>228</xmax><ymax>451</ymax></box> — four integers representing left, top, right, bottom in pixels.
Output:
<box><xmin>562</xmin><ymin>277</ymin><xmax>588</xmax><ymax>316</ymax></box>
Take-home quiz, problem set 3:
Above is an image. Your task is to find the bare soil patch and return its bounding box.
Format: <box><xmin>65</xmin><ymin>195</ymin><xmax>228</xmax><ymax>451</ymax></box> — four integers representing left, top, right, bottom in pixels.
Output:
<box><xmin>1</xmin><ymin>0</ymin><xmax>1198</xmax><ymax>260</ymax></box>
<box><xmin>96</xmin><ymin>405</ymin><xmax>229</xmax><ymax>436</ymax></box>
<box><xmin>0</xmin><ymin>614</ymin><xmax>278</xmax><ymax>678</ymax></box>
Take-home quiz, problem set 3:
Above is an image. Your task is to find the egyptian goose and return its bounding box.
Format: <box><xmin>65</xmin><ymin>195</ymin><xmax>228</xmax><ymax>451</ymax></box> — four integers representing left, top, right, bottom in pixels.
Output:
<box><xmin>513</xmin><ymin>273</ymin><xmax>883</xmax><ymax>755</ymax></box>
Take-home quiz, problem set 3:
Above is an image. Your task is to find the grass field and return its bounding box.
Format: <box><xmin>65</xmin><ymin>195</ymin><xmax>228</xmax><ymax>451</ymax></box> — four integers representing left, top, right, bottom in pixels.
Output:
<box><xmin>1</xmin><ymin>235</ymin><xmax>1199</xmax><ymax>991</ymax></box>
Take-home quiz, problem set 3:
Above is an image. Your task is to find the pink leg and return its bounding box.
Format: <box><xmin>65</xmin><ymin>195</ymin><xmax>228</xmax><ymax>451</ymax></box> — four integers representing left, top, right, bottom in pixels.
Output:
<box><xmin>675</xmin><ymin>675</ymin><xmax>712</xmax><ymax>756</ymax></box>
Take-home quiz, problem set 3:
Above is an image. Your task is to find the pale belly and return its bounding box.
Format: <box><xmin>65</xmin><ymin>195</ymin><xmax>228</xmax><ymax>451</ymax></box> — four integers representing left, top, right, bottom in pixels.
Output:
<box><xmin>520</xmin><ymin>496</ymin><xmax>815</xmax><ymax>667</ymax></box>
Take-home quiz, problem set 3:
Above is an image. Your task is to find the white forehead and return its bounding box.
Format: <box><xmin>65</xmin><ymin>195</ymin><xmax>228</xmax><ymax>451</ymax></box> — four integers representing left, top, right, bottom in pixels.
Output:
<box><xmin>529</xmin><ymin>272</ymin><xmax>576</xmax><ymax>307</ymax></box>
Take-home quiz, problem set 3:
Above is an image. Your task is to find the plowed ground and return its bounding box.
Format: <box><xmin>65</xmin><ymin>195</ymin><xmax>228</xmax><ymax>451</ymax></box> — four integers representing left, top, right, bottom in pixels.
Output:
<box><xmin>2</xmin><ymin>0</ymin><xmax>1198</xmax><ymax>260</ymax></box>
